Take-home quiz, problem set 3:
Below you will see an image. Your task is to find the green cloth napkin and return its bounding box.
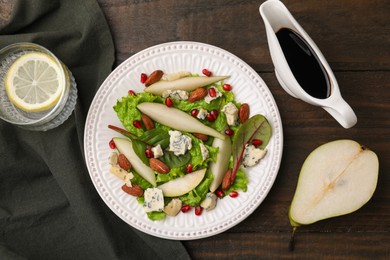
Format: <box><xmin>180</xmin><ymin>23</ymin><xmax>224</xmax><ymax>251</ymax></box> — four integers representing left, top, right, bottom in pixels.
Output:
<box><xmin>0</xmin><ymin>1</ymin><xmax>190</xmax><ymax>259</ymax></box>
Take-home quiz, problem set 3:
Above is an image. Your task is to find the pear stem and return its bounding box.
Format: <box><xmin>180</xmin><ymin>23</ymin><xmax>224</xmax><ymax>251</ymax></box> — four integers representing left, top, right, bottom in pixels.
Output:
<box><xmin>288</xmin><ymin>227</ymin><xmax>297</xmax><ymax>251</ymax></box>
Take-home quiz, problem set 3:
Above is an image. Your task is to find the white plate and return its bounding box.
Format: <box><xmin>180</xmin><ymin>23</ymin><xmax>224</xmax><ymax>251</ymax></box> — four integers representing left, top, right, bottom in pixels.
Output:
<box><xmin>84</xmin><ymin>41</ymin><xmax>283</xmax><ymax>240</ymax></box>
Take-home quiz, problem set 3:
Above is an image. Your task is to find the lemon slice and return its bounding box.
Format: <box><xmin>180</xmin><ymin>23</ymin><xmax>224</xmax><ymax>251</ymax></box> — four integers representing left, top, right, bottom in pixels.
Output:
<box><xmin>5</xmin><ymin>52</ymin><xmax>64</xmax><ymax>112</ymax></box>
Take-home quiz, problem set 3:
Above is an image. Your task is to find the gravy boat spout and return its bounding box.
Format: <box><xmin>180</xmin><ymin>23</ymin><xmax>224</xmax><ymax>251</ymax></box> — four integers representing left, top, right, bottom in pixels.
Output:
<box><xmin>259</xmin><ymin>0</ymin><xmax>357</xmax><ymax>128</ymax></box>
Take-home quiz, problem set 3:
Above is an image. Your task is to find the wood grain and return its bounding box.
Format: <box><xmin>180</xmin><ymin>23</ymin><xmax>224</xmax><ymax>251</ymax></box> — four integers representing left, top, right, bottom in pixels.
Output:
<box><xmin>96</xmin><ymin>0</ymin><xmax>390</xmax><ymax>259</ymax></box>
<box><xmin>184</xmin><ymin>232</ymin><xmax>390</xmax><ymax>259</ymax></box>
<box><xmin>98</xmin><ymin>0</ymin><xmax>390</xmax><ymax>70</ymax></box>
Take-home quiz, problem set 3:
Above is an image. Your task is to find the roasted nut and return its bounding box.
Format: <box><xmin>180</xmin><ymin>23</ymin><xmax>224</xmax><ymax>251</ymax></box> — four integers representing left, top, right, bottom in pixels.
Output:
<box><xmin>118</xmin><ymin>153</ymin><xmax>132</xmax><ymax>171</ymax></box>
<box><xmin>144</xmin><ymin>70</ymin><xmax>164</xmax><ymax>86</ymax></box>
<box><xmin>121</xmin><ymin>184</ymin><xmax>144</xmax><ymax>197</ymax></box>
<box><xmin>188</xmin><ymin>87</ymin><xmax>208</xmax><ymax>102</ymax></box>
<box><xmin>141</xmin><ymin>113</ymin><xmax>154</xmax><ymax>130</ymax></box>
<box><xmin>222</xmin><ymin>169</ymin><xmax>232</xmax><ymax>190</ymax></box>
<box><xmin>193</xmin><ymin>133</ymin><xmax>209</xmax><ymax>141</ymax></box>
<box><xmin>149</xmin><ymin>158</ymin><xmax>170</xmax><ymax>174</ymax></box>
<box><xmin>238</xmin><ymin>103</ymin><xmax>250</xmax><ymax>123</ymax></box>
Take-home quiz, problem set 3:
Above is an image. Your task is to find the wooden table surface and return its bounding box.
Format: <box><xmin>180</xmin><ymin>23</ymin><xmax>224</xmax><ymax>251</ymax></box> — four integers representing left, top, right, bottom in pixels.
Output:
<box><xmin>97</xmin><ymin>0</ymin><xmax>390</xmax><ymax>259</ymax></box>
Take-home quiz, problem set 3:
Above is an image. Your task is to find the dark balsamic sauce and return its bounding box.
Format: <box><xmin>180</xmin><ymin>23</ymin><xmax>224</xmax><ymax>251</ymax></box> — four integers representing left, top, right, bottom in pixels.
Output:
<box><xmin>276</xmin><ymin>28</ymin><xmax>331</xmax><ymax>99</ymax></box>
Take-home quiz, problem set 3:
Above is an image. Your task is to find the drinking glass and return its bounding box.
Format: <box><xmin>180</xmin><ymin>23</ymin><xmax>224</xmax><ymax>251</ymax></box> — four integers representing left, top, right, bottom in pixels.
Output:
<box><xmin>0</xmin><ymin>42</ymin><xmax>77</xmax><ymax>131</ymax></box>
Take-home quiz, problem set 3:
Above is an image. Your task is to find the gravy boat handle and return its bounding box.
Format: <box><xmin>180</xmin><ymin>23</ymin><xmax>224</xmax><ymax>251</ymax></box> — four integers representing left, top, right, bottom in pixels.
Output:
<box><xmin>323</xmin><ymin>97</ymin><xmax>358</xmax><ymax>129</ymax></box>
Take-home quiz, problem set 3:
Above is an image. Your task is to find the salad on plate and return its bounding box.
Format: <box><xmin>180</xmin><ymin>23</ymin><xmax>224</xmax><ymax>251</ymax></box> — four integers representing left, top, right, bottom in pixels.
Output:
<box><xmin>107</xmin><ymin>68</ymin><xmax>272</xmax><ymax>220</ymax></box>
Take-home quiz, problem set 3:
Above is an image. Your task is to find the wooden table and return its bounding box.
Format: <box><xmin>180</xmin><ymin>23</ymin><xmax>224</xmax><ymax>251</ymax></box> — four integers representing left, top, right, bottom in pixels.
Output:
<box><xmin>97</xmin><ymin>0</ymin><xmax>390</xmax><ymax>258</ymax></box>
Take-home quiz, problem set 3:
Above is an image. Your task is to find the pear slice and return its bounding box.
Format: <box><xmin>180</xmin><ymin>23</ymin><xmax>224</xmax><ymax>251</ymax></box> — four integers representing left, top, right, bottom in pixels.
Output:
<box><xmin>113</xmin><ymin>138</ymin><xmax>157</xmax><ymax>186</ymax></box>
<box><xmin>157</xmin><ymin>168</ymin><xmax>206</xmax><ymax>197</ymax></box>
<box><xmin>137</xmin><ymin>102</ymin><xmax>225</xmax><ymax>140</ymax></box>
<box><xmin>145</xmin><ymin>76</ymin><xmax>229</xmax><ymax>95</ymax></box>
<box><xmin>288</xmin><ymin>139</ymin><xmax>379</xmax><ymax>249</ymax></box>
<box><xmin>209</xmin><ymin>135</ymin><xmax>232</xmax><ymax>192</ymax></box>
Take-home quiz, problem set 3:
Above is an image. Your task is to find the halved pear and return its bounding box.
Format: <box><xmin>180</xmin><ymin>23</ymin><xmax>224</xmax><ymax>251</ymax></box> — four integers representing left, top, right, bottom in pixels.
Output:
<box><xmin>289</xmin><ymin>139</ymin><xmax>379</xmax><ymax>226</ymax></box>
<box><xmin>288</xmin><ymin>140</ymin><xmax>379</xmax><ymax>250</ymax></box>
<box><xmin>289</xmin><ymin>140</ymin><xmax>379</xmax><ymax>226</ymax></box>
<box><xmin>113</xmin><ymin>138</ymin><xmax>157</xmax><ymax>186</ymax></box>
<box><xmin>145</xmin><ymin>76</ymin><xmax>229</xmax><ymax>95</ymax></box>
<box><xmin>157</xmin><ymin>168</ymin><xmax>206</xmax><ymax>197</ymax></box>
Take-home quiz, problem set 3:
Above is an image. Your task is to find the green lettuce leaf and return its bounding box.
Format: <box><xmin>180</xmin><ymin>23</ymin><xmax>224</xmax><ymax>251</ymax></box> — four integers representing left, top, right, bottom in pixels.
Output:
<box><xmin>131</xmin><ymin>171</ymin><xmax>153</xmax><ymax>190</ymax></box>
<box><xmin>129</xmin><ymin>138</ymin><xmax>149</xmax><ymax>165</ymax></box>
<box><xmin>187</xmin><ymin>137</ymin><xmax>218</xmax><ymax>169</ymax></box>
<box><xmin>114</xmin><ymin>92</ymin><xmax>162</xmax><ymax>135</ymax></box>
<box><xmin>156</xmin><ymin>167</ymin><xmax>185</xmax><ymax>184</ymax></box>
<box><xmin>179</xmin><ymin>171</ymin><xmax>213</xmax><ymax>206</ymax></box>
<box><xmin>160</xmin><ymin>151</ymin><xmax>191</xmax><ymax>169</ymax></box>
<box><xmin>138</xmin><ymin>128</ymin><xmax>170</xmax><ymax>148</ymax></box>
<box><xmin>136</xmin><ymin>194</ymin><xmax>166</xmax><ymax>221</ymax></box>
<box><xmin>147</xmin><ymin>211</ymin><xmax>166</xmax><ymax>221</ymax></box>
<box><xmin>224</xmin><ymin>168</ymin><xmax>248</xmax><ymax>195</ymax></box>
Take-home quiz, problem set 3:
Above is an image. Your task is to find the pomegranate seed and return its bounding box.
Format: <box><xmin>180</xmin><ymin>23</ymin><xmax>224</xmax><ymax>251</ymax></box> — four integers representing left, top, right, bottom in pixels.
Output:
<box><xmin>181</xmin><ymin>205</ymin><xmax>191</xmax><ymax>213</ymax></box>
<box><xmin>225</xmin><ymin>129</ymin><xmax>234</xmax><ymax>136</ymax></box>
<box><xmin>229</xmin><ymin>191</ymin><xmax>239</xmax><ymax>198</ymax></box>
<box><xmin>206</xmin><ymin>110</ymin><xmax>218</xmax><ymax>122</ymax></box>
<box><xmin>208</xmin><ymin>87</ymin><xmax>217</xmax><ymax>97</ymax></box>
<box><xmin>252</xmin><ymin>139</ymin><xmax>263</xmax><ymax>147</ymax></box>
<box><xmin>215</xmin><ymin>189</ymin><xmax>224</xmax><ymax>198</ymax></box>
<box><xmin>195</xmin><ymin>206</ymin><xmax>203</xmax><ymax>216</ymax></box>
<box><xmin>210</xmin><ymin>110</ymin><xmax>218</xmax><ymax>120</ymax></box>
<box><xmin>165</xmin><ymin>97</ymin><xmax>174</xmax><ymax>107</ymax></box>
<box><xmin>191</xmin><ymin>109</ymin><xmax>199</xmax><ymax>117</ymax></box>
<box><xmin>145</xmin><ymin>149</ymin><xmax>154</xmax><ymax>158</ymax></box>
<box><xmin>202</xmin><ymin>68</ymin><xmax>212</xmax><ymax>77</ymax></box>
<box><xmin>206</xmin><ymin>113</ymin><xmax>215</xmax><ymax>122</ymax></box>
<box><xmin>140</xmin><ymin>73</ymin><xmax>148</xmax><ymax>84</ymax></box>
<box><xmin>128</xmin><ymin>90</ymin><xmax>137</xmax><ymax>96</ymax></box>
<box><xmin>133</xmin><ymin>120</ymin><xmax>142</xmax><ymax>129</ymax></box>
<box><xmin>186</xmin><ymin>164</ymin><xmax>193</xmax><ymax>173</ymax></box>
<box><xmin>223</xmin><ymin>84</ymin><xmax>232</xmax><ymax>91</ymax></box>
<box><xmin>109</xmin><ymin>139</ymin><xmax>116</xmax><ymax>149</ymax></box>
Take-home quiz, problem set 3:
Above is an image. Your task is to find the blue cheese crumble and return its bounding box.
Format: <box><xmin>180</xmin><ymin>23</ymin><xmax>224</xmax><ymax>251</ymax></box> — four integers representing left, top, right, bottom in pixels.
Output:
<box><xmin>196</xmin><ymin>108</ymin><xmax>208</xmax><ymax>120</ymax></box>
<box><xmin>168</xmin><ymin>130</ymin><xmax>192</xmax><ymax>156</ymax></box>
<box><xmin>222</xmin><ymin>102</ymin><xmax>239</xmax><ymax>126</ymax></box>
<box><xmin>151</xmin><ymin>144</ymin><xmax>164</xmax><ymax>158</ymax></box>
<box><xmin>162</xmin><ymin>89</ymin><xmax>189</xmax><ymax>100</ymax></box>
<box><xmin>204</xmin><ymin>86</ymin><xmax>222</xmax><ymax>104</ymax></box>
<box><xmin>200</xmin><ymin>192</ymin><xmax>218</xmax><ymax>211</ymax></box>
<box><xmin>143</xmin><ymin>188</ymin><xmax>164</xmax><ymax>213</ymax></box>
<box><xmin>242</xmin><ymin>144</ymin><xmax>267</xmax><ymax>167</ymax></box>
<box><xmin>199</xmin><ymin>143</ymin><xmax>209</xmax><ymax>161</ymax></box>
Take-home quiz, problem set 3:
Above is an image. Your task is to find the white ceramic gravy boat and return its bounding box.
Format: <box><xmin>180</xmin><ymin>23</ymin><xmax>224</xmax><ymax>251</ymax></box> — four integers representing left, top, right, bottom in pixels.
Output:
<box><xmin>259</xmin><ymin>0</ymin><xmax>357</xmax><ymax>128</ymax></box>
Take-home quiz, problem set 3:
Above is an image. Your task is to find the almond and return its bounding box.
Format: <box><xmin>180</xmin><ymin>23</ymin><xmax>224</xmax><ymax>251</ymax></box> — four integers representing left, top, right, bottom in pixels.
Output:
<box><xmin>144</xmin><ymin>70</ymin><xmax>164</xmax><ymax>86</ymax></box>
<box><xmin>222</xmin><ymin>169</ymin><xmax>232</xmax><ymax>191</ymax></box>
<box><xmin>193</xmin><ymin>133</ymin><xmax>209</xmax><ymax>141</ymax></box>
<box><xmin>188</xmin><ymin>87</ymin><xmax>207</xmax><ymax>102</ymax></box>
<box><xmin>141</xmin><ymin>113</ymin><xmax>154</xmax><ymax>130</ymax></box>
<box><xmin>149</xmin><ymin>158</ymin><xmax>170</xmax><ymax>174</ymax></box>
<box><xmin>238</xmin><ymin>103</ymin><xmax>250</xmax><ymax>123</ymax></box>
<box><xmin>118</xmin><ymin>153</ymin><xmax>132</xmax><ymax>171</ymax></box>
<box><xmin>121</xmin><ymin>184</ymin><xmax>144</xmax><ymax>197</ymax></box>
